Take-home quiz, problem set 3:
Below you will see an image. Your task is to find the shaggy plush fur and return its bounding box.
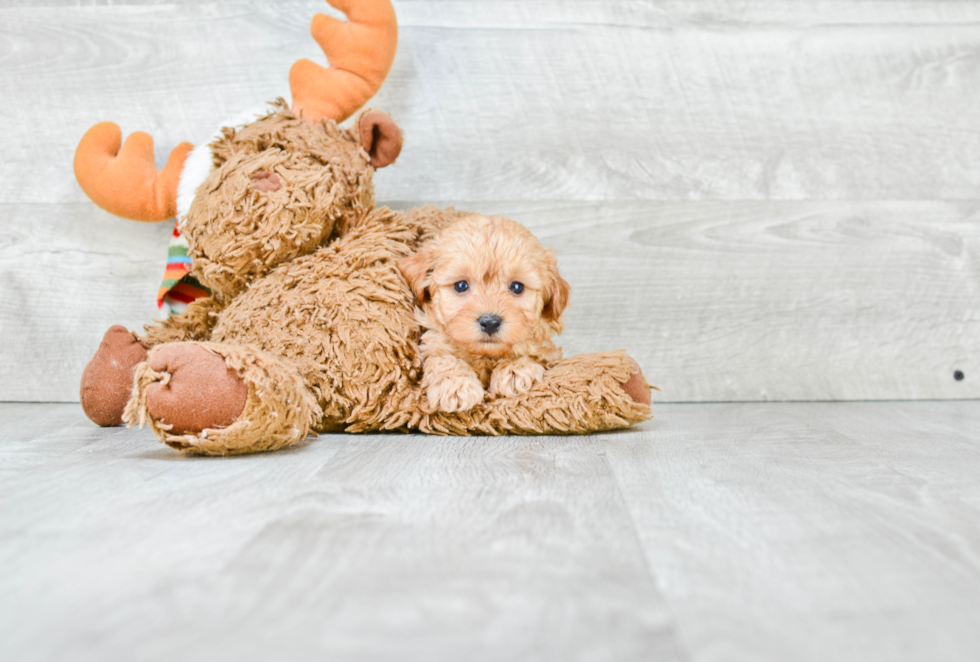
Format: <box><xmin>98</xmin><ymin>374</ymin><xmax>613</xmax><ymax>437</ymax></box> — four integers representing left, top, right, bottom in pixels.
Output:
<box><xmin>80</xmin><ymin>106</ymin><xmax>652</xmax><ymax>455</ymax></box>
<box><xmin>126</xmin><ymin>342</ymin><xmax>321</xmax><ymax>454</ymax></box>
<box><xmin>184</xmin><ymin>103</ymin><xmax>375</xmax><ymax>299</ymax></box>
<box><xmin>120</xmin><ymin>205</ymin><xmax>652</xmax><ymax>454</ymax></box>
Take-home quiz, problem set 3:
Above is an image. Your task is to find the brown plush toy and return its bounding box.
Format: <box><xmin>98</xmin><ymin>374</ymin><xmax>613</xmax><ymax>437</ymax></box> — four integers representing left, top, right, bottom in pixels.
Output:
<box><xmin>75</xmin><ymin>0</ymin><xmax>653</xmax><ymax>455</ymax></box>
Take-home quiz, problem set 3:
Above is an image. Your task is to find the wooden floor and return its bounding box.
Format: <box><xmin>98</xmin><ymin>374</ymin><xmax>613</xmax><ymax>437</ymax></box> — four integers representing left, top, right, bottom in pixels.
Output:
<box><xmin>2</xmin><ymin>401</ymin><xmax>979</xmax><ymax>661</ymax></box>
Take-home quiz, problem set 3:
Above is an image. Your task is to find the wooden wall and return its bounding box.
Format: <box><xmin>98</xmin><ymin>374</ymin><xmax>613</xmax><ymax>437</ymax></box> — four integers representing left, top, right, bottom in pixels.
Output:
<box><xmin>1</xmin><ymin>0</ymin><xmax>977</xmax><ymax>402</ymax></box>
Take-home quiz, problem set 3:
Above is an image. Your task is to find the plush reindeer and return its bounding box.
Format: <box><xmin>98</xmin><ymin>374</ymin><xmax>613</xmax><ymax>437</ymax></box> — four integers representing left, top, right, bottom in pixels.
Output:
<box><xmin>75</xmin><ymin>0</ymin><xmax>653</xmax><ymax>454</ymax></box>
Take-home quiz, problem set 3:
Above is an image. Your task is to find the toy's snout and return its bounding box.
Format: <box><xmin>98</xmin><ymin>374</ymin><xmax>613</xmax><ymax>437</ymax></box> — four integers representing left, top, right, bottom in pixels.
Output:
<box><xmin>252</xmin><ymin>171</ymin><xmax>281</xmax><ymax>192</ymax></box>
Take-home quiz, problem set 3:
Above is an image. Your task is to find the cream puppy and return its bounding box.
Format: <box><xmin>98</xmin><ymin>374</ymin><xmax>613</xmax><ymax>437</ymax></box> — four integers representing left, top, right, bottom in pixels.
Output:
<box><xmin>397</xmin><ymin>214</ymin><xmax>570</xmax><ymax>413</ymax></box>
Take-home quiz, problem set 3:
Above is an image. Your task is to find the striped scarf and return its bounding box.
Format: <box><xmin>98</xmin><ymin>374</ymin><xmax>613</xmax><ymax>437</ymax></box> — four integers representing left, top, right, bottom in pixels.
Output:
<box><xmin>158</xmin><ymin>220</ymin><xmax>210</xmax><ymax>316</ymax></box>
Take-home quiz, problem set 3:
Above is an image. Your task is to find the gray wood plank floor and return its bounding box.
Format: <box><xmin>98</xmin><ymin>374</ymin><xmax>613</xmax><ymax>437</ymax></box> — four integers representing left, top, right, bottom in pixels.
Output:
<box><xmin>2</xmin><ymin>401</ymin><xmax>979</xmax><ymax>661</ymax></box>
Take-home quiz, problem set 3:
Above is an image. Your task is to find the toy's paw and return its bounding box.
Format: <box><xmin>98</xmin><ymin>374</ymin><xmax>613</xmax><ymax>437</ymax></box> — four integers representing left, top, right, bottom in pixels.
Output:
<box><xmin>427</xmin><ymin>372</ymin><xmax>485</xmax><ymax>413</ymax></box>
<box><xmin>144</xmin><ymin>344</ymin><xmax>248</xmax><ymax>434</ymax></box>
<box><xmin>621</xmin><ymin>356</ymin><xmax>653</xmax><ymax>405</ymax></box>
<box><xmin>81</xmin><ymin>325</ymin><xmax>149</xmax><ymax>426</ymax></box>
<box><xmin>489</xmin><ymin>358</ymin><xmax>545</xmax><ymax>398</ymax></box>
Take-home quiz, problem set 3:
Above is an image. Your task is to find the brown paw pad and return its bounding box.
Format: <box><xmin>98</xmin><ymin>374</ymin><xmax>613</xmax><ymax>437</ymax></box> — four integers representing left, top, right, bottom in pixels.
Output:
<box><xmin>81</xmin><ymin>325</ymin><xmax>149</xmax><ymax>426</ymax></box>
<box><xmin>145</xmin><ymin>344</ymin><xmax>248</xmax><ymax>435</ymax></box>
<box><xmin>621</xmin><ymin>357</ymin><xmax>653</xmax><ymax>405</ymax></box>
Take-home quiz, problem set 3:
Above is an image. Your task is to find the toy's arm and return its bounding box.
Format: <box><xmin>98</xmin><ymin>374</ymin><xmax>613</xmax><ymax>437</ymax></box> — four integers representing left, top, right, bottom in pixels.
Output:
<box><xmin>417</xmin><ymin>351</ymin><xmax>654</xmax><ymax>436</ymax></box>
<box><xmin>142</xmin><ymin>296</ymin><xmax>228</xmax><ymax>346</ymax></box>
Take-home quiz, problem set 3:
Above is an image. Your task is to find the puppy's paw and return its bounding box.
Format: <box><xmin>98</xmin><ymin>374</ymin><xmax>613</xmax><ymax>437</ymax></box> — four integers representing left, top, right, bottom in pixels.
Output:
<box><xmin>428</xmin><ymin>372</ymin><xmax>485</xmax><ymax>413</ymax></box>
<box><xmin>490</xmin><ymin>358</ymin><xmax>546</xmax><ymax>398</ymax></box>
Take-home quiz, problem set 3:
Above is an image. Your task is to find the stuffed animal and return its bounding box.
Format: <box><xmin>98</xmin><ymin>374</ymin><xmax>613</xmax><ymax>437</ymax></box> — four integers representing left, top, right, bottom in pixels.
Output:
<box><xmin>74</xmin><ymin>0</ymin><xmax>653</xmax><ymax>455</ymax></box>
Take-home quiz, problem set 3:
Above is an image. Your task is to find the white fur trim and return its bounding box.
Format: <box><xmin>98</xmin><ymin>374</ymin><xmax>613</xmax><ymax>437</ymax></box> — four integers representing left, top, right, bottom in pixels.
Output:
<box><xmin>175</xmin><ymin>107</ymin><xmax>272</xmax><ymax>226</ymax></box>
<box><xmin>175</xmin><ymin>142</ymin><xmax>213</xmax><ymax>224</ymax></box>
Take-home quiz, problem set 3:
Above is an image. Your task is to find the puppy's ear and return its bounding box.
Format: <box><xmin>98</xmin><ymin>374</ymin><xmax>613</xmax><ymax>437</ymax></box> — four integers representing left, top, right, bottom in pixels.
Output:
<box><xmin>397</xmin><ymin>248</ymin><xmax>433</xmax><ymax>304</ymax></box>
<box><xmin>542</xmin><ymin>259</ymin><xmax>570</xmax><ymax>328</ymax></box>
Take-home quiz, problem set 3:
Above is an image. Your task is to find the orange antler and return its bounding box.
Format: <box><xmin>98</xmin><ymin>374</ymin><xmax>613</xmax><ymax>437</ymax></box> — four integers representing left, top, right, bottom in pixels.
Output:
<box><xmin>290</xmin><ymin>0</ymin><xmax>398</xmax><ymax>123</ymax></box>
<box><xmin>74</xmin><ymin>122</ymin><xmax>193</xmax><ymax>222</ymax></box>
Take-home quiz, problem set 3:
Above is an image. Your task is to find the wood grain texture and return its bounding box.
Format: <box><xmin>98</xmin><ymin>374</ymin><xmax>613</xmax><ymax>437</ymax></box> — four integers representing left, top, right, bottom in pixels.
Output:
<box><xmin>2</xmin><ymin>200</ymin><xmax>976</xmax><ymax>402</ymax></box>
<box><xmin>603</xmin><ymin>400</ymin><xmax>980</xmax><ymax>661</ymax></box>
<box><xmin>2</xmin><ymin>0</ymin><xmax>979</xmax><ymax>402</ymax></box>
<box><xmin>2</xmin><ymin>1</ymin><xmax>979</xmax><ymax>203</ymax></box>
<box><xmin>462</xmin><ymin>200</ymin><xmax>980</xmax><ymax>403</ymax></box>
<box><xmin>0</xmin><ymin>403</ymin><xmax>680</xmax><ymax>662</ymax></box>
<box><xmin>0</xmin><ymin>203</ymin><xmax>171</xmax><ymax>401</ymax></box>
<box><xmin>2</xmin><ymin>401</ymin><xmax>980</xmax><ymax>661</ymax></box>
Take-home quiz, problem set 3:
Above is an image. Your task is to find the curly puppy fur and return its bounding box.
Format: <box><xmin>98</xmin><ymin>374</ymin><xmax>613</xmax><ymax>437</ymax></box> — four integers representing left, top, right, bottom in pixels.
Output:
<box><xmin>397</xmin><ymin>215</ymin><xmax>570</xmax><ymax>413</ymax></box>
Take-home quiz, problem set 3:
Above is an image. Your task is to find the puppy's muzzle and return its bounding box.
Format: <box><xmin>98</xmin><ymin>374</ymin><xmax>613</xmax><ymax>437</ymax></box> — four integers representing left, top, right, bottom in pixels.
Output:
<box><xmin>478</xmin><ymin>314</ymin><xmax>502</xmax><ymax>336</ymax></box>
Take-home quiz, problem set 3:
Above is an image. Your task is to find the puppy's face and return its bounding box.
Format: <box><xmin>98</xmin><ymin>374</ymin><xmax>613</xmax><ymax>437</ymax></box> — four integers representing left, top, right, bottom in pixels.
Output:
<box><xmin>398</xmin><ymin>215</ymin><xmax>570</xmax><ymax>359</ymax></box>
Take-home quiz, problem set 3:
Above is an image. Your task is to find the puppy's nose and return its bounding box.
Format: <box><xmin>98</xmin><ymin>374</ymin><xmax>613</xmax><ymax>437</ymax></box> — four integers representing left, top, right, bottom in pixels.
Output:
<box><xmin>478</xmin><ymin>314</ymin><xmax>502</xmax><ymax>336</ymax></box>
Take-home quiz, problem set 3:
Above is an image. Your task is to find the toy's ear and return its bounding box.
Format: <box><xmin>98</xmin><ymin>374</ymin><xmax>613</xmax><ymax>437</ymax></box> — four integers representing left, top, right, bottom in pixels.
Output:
<box><xmin>358</xmin><ymin>110</ymin><xmax>402</xmax><ymax>168</ymax></box>
<box><xmin>397</xmin><ymin>247</ymin><xmax>433</xmax><ymax>303</ymax></box>
<box><xmin>542</xmin><ymin>257</ymin><xmax>570</xmax><ymax>329</ymax></box>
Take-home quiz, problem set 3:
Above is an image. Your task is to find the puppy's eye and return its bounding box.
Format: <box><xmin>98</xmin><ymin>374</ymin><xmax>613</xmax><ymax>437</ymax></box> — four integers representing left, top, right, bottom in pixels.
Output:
<box><xmin>453</xmin><ymin>280</ymin><xmax>469</xmax><ymax>294</ymax></box>
<box><xmin>509</xmin><ymin>281</ymin><xmax>525</xmax><ymax>295</ymax></box>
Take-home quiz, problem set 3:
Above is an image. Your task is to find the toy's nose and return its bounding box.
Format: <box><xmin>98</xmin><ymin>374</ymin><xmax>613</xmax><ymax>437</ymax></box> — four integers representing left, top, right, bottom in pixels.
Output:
<box><xmin>252</xmin><ymin>171</ymin><xmax>281</xmax><ymax>192</ymax></box>
<box><xmin>478</xmin><ymin>314</ymin><xmax>502</xmax><ymax>336</ymax></box>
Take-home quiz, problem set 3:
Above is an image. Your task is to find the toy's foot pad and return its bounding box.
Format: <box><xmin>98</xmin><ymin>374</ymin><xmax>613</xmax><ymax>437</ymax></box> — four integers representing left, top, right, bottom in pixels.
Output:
<box><xmin>80</xmin><ymin>325</ymin><xmax>149</xmax><ymax>426</ymax></box>
<box><xmin>145</xmin><ymin>344</ymin><xmax>248</xmax><ymax>434</ymax></box>
<box><xmin>621</xmin><ymin>356</ymin><xmax>653</xmax><ymax>405</ymax></box>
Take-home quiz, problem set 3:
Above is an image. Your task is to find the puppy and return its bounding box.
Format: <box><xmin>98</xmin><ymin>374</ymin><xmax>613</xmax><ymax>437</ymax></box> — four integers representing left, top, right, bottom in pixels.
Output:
<box><xmin>397</xmin><ymin>214</ymin><xmax>570</xmax><ymax>413</ymax></box>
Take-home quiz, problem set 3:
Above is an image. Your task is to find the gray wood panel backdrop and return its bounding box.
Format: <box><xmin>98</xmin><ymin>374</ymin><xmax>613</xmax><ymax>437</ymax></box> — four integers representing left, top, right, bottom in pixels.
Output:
<box><xmin>1</xmin><ymin>0</ymin><xmax>977</xmax><ymax>403</ymax></box>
